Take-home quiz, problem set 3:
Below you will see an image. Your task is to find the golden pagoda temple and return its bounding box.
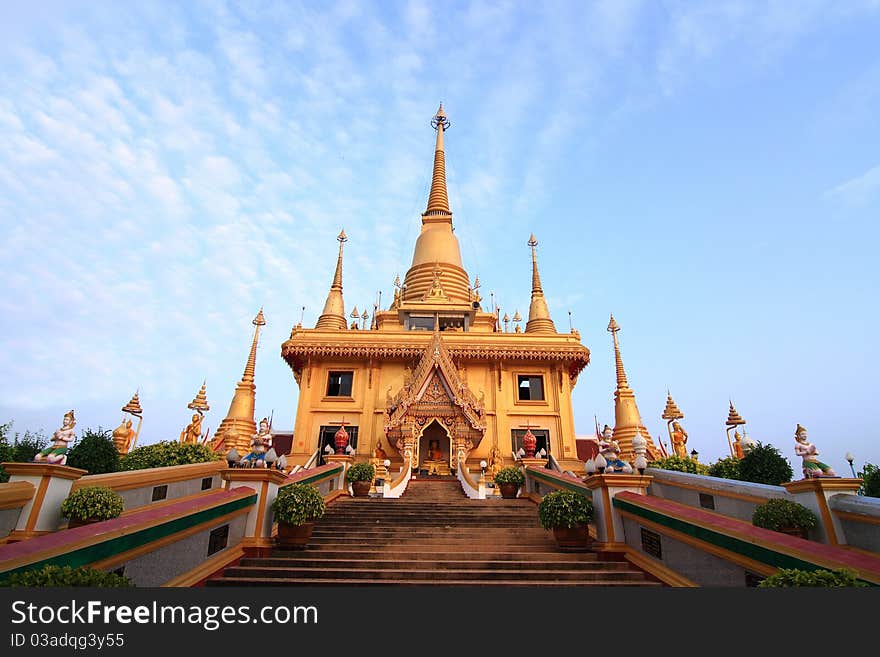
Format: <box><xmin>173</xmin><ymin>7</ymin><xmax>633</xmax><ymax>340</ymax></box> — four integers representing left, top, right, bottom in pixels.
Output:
<box><xmin>281</xmin><ymin>105</ymin><xmax>591</xmax><ymax>475</ymax></box>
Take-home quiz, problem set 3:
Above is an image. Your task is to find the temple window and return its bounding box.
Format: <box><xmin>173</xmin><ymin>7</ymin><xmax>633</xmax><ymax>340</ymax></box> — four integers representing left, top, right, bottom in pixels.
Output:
<box><xmin>326</xmin><ymin>371</ymin><xmax>354</xmax><ymax>397</ymax></box>
<box><xmin>517</xmin><ymin>375</ymin><xmax>545</xmax><ymax>401</ymax></box>
<box><xmin>511</xmin><ymin>429</ymin><xmax>550</xmax><ymax>455</ymax></box>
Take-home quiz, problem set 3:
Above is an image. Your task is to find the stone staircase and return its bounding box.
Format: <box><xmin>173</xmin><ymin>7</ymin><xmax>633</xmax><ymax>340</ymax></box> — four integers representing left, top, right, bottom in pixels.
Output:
<box><xmin>208</xmin><ymin>478</ymin><xmax>660</xmax><ymax>586</ymax></box>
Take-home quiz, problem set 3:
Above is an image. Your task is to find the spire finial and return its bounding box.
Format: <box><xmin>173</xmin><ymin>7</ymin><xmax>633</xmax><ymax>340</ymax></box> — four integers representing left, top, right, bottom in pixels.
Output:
<box><xmin>608</xmin><ymin>314</ymin><xmax>629</xmax><ymax>389</ymax></box>
<box><xmin>525</xmin><ymin>233</ymin><xmax>556</xmax><ymax>333</ymax></box>
<box><xmin>242</xmin><ymin>308</ymin><xmax>265</xmax><ymax>383</ymax></box>
<box><xmin>425</xmin><ymin>104</ymin><xmax>451</xmax><ymax>215</ymax></box>
<box><xmin>315</xmin><ymin>230</ymin><xmax>348</xmax><ymax>330</ymax></box>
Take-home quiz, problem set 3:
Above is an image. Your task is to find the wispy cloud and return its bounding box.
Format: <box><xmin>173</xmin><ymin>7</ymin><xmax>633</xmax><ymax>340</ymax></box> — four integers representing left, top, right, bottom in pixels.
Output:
<box><xmin>825</xmin><ymin>165</ymin><xmax>880</xmax><ymax>206</ymax></box>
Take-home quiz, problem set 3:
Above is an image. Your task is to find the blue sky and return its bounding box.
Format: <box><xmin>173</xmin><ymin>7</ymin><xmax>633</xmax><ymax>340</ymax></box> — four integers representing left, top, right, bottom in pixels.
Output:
<box><xmin>1</xmin><ymin>1</ymin><xmax>878</xmax><ymax>476</ymax></box>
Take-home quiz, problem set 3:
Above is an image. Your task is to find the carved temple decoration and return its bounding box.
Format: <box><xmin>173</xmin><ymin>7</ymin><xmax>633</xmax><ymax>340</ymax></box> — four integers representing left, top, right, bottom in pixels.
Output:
<box><xmin>383</xmin><ymin>331</ymin><xmax>486</xmax><ymax>464</ymax></box>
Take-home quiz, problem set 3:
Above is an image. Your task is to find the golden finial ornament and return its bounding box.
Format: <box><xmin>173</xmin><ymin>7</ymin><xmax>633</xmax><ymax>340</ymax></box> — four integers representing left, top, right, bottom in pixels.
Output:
<box><xmin>662</xmin><ymin>391</ymin><xmax>684</xmax><ymax>420</ymax></box>
<box><xmin>512</xmin><ymin>310</ymin><xmax>522</xmax><ymax>323</ymax></box>
<box><xmin>188</xmin><ymin>380</ymin><xmax>210</xmax><ymax>414</ymax></box>
<box><xmin>726</xmin><ymin>401</ymin><xmax>746</xmax><ymax>426</ymax></box>
<box><xmin>122</xmin><ymin>391</ymin><xmax>143</xmax><ymax>417</ymax></box>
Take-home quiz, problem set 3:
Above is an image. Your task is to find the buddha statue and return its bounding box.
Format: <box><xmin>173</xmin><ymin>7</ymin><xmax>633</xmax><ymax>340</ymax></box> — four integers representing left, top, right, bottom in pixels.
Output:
<box><xmin>670</xmin><ymin>421</ymin><xmax>689</xmax><ymax>459</ymax></box>
<box><xmin>35</xmin><ymin>410</ymin><xmax>76</xmax><ymax>465</ymax></box>
<box><xmin>488</xmin><ymin>442</ymin><xmax>504</xmax><ymax>478</ymax></box>
<box><xmin>732</xmin><ymin>430</ymin><xmax>745</xmax><ymax>459</ymax></box>
<box><xmin>112</xmin><ymin>418</ymin><xmax>136</xmax><ymax>454</ymax></box>
<box><xmin>180</xmin><ymin>413</ymin><xmax>203</xmax><ymax>445</ymax></box>
<box><xmin>374</xmin><ymin>441</ymin><xmax>387</xmax><ymax>460</ymax></box>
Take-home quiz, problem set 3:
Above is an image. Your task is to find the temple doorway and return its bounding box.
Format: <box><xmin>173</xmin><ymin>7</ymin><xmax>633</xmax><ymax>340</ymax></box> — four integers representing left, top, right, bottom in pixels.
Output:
<box><xmin>418</xmin><ymin>420</ymin><xmax>451</xmax><ymax>476</ymax></box>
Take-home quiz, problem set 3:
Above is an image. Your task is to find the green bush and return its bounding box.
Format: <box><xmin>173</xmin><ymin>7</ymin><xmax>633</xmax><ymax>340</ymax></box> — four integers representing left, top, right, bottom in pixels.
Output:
<box><xmin>538</xmin><ymin>490</ymin><xmax>594</xmax><ymax>530</ymax></box>
<box><xmin>648</xmin><ymin>455</ymin><xmax>709</xmax><ymax>475</ymax></box>
<box><xmin>61</xmin><ymin>486</ymin><xmax>124</xmax><ymax>522</ymax></box>
<box><xmin>858</xmin><ymin>463</ymin><xmax>880</xmax><ymax>498</ymax></box>
<box><xmin>345</xmin><ymin>461</ymin><xmax>376</xmax><ymax>482</ymax></box>
<box><xmin>737</xmin><ymin>442</ymin><xmax>793</xmax><ymax>486</ymax></box>
<box><xmin>1</xmin><ymin>565</ymin><xmax>133</xmax><ymax>587</ymax></box>
<box><xmin>707</xmin><ymin>456</ymin><xmax>743</xmax><ymax>481</ymax></box>
<box><xmin>493</xmin><ymin>466</ymin><xmax>525</xmax><ymax>485</ymax></box>
<box><xmin>66</xmin><ymin>428</ymin><xmax>119</xmax><ymax>474</ymax></box>
<box><xmin>272</xmin><ymin>483</ymin><xmax>325</xmax><ymax>526</ymax></box>
<box><xmin>0</xmin><ymin>422</ymin><xmax>48</xmax><ymax>482</ymax></box>
<box><xmin>757</xmin><ymin>567</ymin><xmax>868</xmax><ymax>588</ymax></box>
<box><xmin>119</xmin><ymin>441</ymin><xmax>220</xmax><ymax>471</ymax></box>
<box><xmin>751</xmin><ymin>498</ymin><xmax>817</xmax><ymax>533</ymax></box>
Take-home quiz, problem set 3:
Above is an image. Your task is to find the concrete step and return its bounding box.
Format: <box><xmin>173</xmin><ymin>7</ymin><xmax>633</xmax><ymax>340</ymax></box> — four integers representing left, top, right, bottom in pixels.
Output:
<box><xmin>220</xmin><ymin>566</ymin><xmax>649</xmax><ymax>582</ymax></box>
<box><xmin>240</xmin><ymin>558</ymin><xmax>626</xmax><ymax>571</ymax></box>
<box><xmin>207</xmin><ymin>577</ymin><xmax>661</xmax><ymax>587</ymax></box>
<box><xmin>267</xmin><ymin>549</ymin><xmax>599</xmax><ymax>561</ymax></box>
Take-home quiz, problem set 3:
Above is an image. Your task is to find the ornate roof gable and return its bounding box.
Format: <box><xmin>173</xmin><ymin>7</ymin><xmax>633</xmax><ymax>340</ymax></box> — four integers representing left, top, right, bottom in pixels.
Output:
<box><xmin>385</xmin><ymin>329</ymin><xmax>485</xmax><ymax>431</ymax></box>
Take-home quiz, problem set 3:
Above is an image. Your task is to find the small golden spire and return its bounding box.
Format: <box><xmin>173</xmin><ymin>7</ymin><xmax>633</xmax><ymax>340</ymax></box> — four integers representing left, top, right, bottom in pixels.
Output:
<box><xmin>122</xmin><ymin>390</ymin><xmax>143</xmax><ymax>416</ymax></box>
<box><xmin>187</xmin><ymin>380</ymin><xmax>210</xmax><ymax>414</ymax></box>
<box><xmin>350</xmin><ymin>306</ymin><xmax>359</xmax><ymax>319</ymax></box>
<box><xmin>316</xmin><ymin>230</ymin><xmax>348</xmax><ymax>330</ymax></box>
<box><xmin>607</xmin><ymin>314</ymin><xmax>628</xmax><ymax>389</ymax></box>
<box><xmin>606</xmin><ymin>315</ymin><xmax>657</xmax><ymax>462</ymax></box>
<box><xmin>525</xmin><ymin>234</ymin><xmax>556</xmax><ymax>333</ymax></box>
<box><xmin>242</xmin><ymin>308</ymin><xmax>265</xmax><ymax>384</ymax></box>
<box><xmin>215</xmin><ymin>311</ymin><xmax>266</xmax><ymax>454</ymax></box>
<box><xmin>512</xmin><ymin>310</ymin><xmax>522</xmax><ymax>323</ymax></box>
<box><xmin>662</xmin><ymin>391</ymin><xmax>684</xmax><ymax>420</ymax></box>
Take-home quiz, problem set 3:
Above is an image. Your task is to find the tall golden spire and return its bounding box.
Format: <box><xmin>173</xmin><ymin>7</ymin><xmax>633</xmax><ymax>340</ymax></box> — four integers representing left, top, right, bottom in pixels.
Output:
<box><xmin>403</xmin><ymin>105</ymin><xmax>470</xmax><ymax>304</ymax></box>
<box><xmin>315</xmin><ymin>230</ymin><xmax>348</xmax><ymax>330</ymax></box>
<box><xmin>215</xmin><ymin>309</ymin><xmax>266</xmax><ymax>453</ymax></box>
<box><xmin>607</xmin><ymin>314</ymin><xmax>657</xmax><ymax>461</ymax></box>
<box><xmin>525</xmin><ymin>234</ymin><xmax>556</xmax><ymax>334</ymax></box>
<box><xmin>425</xmin><ymin>103</ymin><xmax>450</xmax><ymax>216</ymax></box>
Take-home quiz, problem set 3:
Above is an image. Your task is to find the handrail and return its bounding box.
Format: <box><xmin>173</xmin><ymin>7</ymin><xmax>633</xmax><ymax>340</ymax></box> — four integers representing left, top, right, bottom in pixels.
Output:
<box><xmin>290</xmin><ymin>447</ymin><xmax>320</xmax><ymax>475</ymax></box>
<box><xmin>0</xmin><ymin>481</ymin><xmax>36</xmax><ymax>509</ymax></box>
<box><xmin>524</xmin><ymin>465</ymin><xmax>592</xmax><ymax>495</ymax></box>
<box><xmin>282</xmin><ymin>462</ymin><xmax>343</xmax><ymax>489</ymax></box>
<box><xmin>72</xmin><ymin>460</ymin><xmax>225</xmax><ymax>492</ymax></box>
<box><xmin>457</xmin><ymin>460</ymin><xmax>483</xmax><ymax>499</ymax></box>
<box><xmin>0</xmin><ymin>486</ymin><xmax>256</xmax><ymax>578</ymax></box>
<box><xmin>383</xmin><ymin>461</ymin><xmax>412</xmax><ymax>498</ymax></box>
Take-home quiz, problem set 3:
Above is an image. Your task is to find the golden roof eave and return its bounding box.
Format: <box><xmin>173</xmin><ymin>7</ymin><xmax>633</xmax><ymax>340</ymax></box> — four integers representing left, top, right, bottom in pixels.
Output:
<box><xmin>280</xmin><ymin>330</ymin><xmax>590</xmax><ymax>383</ymax></box>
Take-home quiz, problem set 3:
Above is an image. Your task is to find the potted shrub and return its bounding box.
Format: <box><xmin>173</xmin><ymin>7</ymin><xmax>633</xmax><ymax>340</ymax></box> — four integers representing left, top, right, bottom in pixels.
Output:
<box><xmin>272</xmin><ymin>483</ymin><xmax>325</xmax><ymax>550</ymax></box>
<box><xmin>493</xmin><ymin>466</ymin><xmax>525</xmax><ymax>499</ymax></box>
<box><xmin>538</xmin><ymin>489</ymin><xmax>594</xmax><ymax>551</ymax></box>
<box><xmin>61</xmin><ymin>486</ymin><xmax>124</xmax><ymax>528</ymax></box>
<box><xmin>346</xmin><ymin>462</ymin><xmax>376</xmax><ymax>497</ymax></box>
<box><xmin>751</xmin><ymin>498</ymin><xmax>818</xmax><ymax>539</ymax></box>
<box><xmin>757</xmin><ymin>567</ymin><xmax>867</xmax><ymax>588</ymax></box>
